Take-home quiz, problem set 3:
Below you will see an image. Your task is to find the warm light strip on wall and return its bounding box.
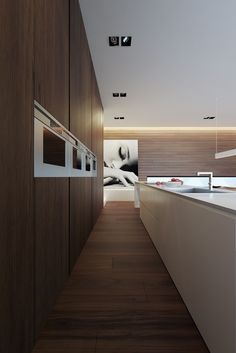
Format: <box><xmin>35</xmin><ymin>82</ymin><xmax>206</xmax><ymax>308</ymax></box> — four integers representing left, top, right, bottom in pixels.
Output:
<box><xmin>104</xmin><ymin>126</ymin><xmax>236</xmax><ymax>132</ymax></box>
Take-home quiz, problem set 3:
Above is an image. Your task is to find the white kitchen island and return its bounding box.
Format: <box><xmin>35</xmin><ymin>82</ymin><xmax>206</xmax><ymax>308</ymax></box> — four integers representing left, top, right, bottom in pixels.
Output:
<box><xmin>139</xmin><ymin>182</ymin><xmax>236</xmax><ymax>353</ymax></box>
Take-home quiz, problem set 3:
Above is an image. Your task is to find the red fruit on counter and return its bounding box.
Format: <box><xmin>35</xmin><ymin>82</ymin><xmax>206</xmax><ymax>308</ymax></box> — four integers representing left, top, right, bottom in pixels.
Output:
<box><xmin>156</xmin><ymin>181</ymin><xmax>165</xmax><ymax>186</ymax></box>
<box><xmin>170</xmin><ymin>178</ymin><xmax>183</xmax><ymax>184</ymax></box>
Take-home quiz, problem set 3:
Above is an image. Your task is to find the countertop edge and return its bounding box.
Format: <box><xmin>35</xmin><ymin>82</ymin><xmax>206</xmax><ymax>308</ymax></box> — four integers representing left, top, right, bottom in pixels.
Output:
<box><xmin>136</xmin><ymin>182</ymin><xmax>236</xmax><ymax>216</ymax></box>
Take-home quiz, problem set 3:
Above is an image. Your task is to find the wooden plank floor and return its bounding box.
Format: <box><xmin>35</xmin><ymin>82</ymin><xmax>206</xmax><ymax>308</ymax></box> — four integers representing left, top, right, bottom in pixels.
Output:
<box><xmin>33</xmin><ymin>201</ymin><xmax>209</xmax><ymax>353</ymax></box>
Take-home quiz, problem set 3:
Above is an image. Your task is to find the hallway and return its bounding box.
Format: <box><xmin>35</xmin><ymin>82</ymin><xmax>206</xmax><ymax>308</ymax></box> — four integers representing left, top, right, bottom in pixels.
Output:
<box><xmin>33</xmin><ymin>202</ymin><xmax>209</xmax><ymax>353</ymax></box>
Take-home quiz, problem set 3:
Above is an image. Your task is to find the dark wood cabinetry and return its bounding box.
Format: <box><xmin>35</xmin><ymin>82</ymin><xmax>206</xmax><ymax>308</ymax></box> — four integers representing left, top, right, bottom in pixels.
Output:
<box><xmin>69</xmin><ymin>178</ymin><xmax>93</xmax><ymax>270</ymax></box>
<box><xmin>34</xmin><ymin>179</ymin><xmax>69</xmax><ymax>336</ymax></box>
<box><xmin>34</xmin><ymin>0</ymin><xmax>70</xmax><ymax>338</ymax></box>
<box><xmin>34</xmin><ymin>0</ymin><xmax>69</xmax><ymax>128</ymax></box>
<box><xmin>0</xmin><ymin>1</ymin><xmax>34</xmax><ymax>353</ymax></box>
<box><xmin>70</xmin><ymin>0</ymin><xmax>92</xmax><ymax>148</ymax></box>
<box><xmin>1</xmin><ymin>0</ymin><xmax>103</xmax><ymax>351</ymax></box>
<box><xmin>92</xmin><ymin>70</ymin><xmax>104</xmax><ymax>225</ymax></box>
<box><xmin>69</xmin><ymin>0</ymin><xmax>98</xmax><ymax>271</ymax></box>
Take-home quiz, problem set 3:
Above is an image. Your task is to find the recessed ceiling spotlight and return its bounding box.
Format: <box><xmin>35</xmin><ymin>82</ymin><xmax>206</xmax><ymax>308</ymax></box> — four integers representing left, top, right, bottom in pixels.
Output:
<box><xmin>114</xmin><ymin>117</ymin><xmax>119</xmax><ymax>120</ymax></box>
<box><xmin>119</xmin><ymin>117</ymin><xmax>125</xmax><ymax>120</ymax></box>
<box><xmin>121</xmin><ymin>36</ymin><xmax>132</xmax><ymax>46</ymax></box>
<box><xmin>120</xmin><ymin>93</ymin><xmax>127</xmax><ymax>97</ymax></box>
<box><xmin>112</xmin><ymin>93</ymin><xmax>119</xmax><ymax>97</ymax></box>
<box><xmin>203</xmin><ymin>116</ymin><xmax>215</xmax><ymax>120</ymax></box>
<box><xmin>109</xmin><ymin>36</ymin><xmax>119</xmax><ymax>46</ymax></box>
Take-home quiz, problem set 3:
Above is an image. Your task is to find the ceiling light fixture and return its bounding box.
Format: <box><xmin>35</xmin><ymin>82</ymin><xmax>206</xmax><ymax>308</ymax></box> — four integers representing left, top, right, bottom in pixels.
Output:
<box><xmin>112</xmin><ymin>92</ymin><xmax>127</xmax><ymax>97</ymax></box>
<box><xmin>203</xmin><ymin>116</ymin><xmax>215</xmax><ymax>120</ymax></box>
<box><xmin>109</xmin><ymin>36</ymin><xmax>119</xmax><ymax>46</ymax></box>
<box><xmin>121</xmin><ymin>36</ymin><xmax>132</xmax><ymax>46</ymax></box>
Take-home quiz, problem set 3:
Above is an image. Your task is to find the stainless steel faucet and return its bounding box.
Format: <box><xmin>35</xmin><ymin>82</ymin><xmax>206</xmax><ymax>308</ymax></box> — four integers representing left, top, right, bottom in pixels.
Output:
<box><xmin>197</xmin><ymin>172</ymin><xmax>213</xmax><ymax>190</ymax></box>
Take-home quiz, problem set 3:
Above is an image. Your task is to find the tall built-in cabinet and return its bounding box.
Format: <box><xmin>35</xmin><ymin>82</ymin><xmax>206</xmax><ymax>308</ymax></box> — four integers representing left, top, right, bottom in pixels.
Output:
<box><xmin>92</xmin><ymin>70</ymin><xmax>104</xmax><ymax>225</ymax></box>
<box><xmin>70</xmin><ymin>0</ymin><xmax>92</xmax><ymax>270</ymax></box>
<box><xmin>0</xmin><ymin>1</ymin><xmax>34</xmax><ymax>353</ymax></box>
<box><xmin>0</xmin><ymin>1</ymin><xmax>103</xmax><ymax>352</ymax></box>
<box><xmin>34</xmin><ymin>0</ymin><xmax>70</xmax><ymax>336</ymax></box>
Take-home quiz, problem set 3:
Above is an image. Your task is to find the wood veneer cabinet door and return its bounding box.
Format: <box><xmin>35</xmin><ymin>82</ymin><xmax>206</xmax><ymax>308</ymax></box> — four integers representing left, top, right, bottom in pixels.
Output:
<box><xmin>34</xmin><ymin>0</ymin><xmax>70</xmax><ymax>337</ymax></box>
<box><xmin>34</xmin><ymin>0</ymin><xmax>69</xmax><ymax>128</ymax></box>
<box><xmin>70</xmin><ymin>0</ymin><xmax>92</xmax><ymax>147</ymax></box>
<box><xmin>0</xmin><ymin>1</ymin><xmax>34</xmax><ymax>353</ymax></box>
<box><xmin>70</xmin><ymin>178</ymin><xmax>92</xmax><ymax>270</ymax></box>
<box><xmin>34</xmin><ymin>179</ymin><xmax>69</xmax><ymax>337</ymax></box>
<box><xmin>91</xmin><ymin>71</ymin><xmax>104</xmax><ymax>226</ymax></box>
<box><xmin>69</xmin><ymin>0</ymin><xmax>93</xmax><ymax>270</ymax></box>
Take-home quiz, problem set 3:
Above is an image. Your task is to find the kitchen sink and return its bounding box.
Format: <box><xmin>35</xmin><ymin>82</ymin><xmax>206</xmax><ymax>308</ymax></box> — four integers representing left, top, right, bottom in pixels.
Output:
<box><xmin>180</xmin><ymin>187</ymin><xmax>228</xmax><ymax>194</ymax></box>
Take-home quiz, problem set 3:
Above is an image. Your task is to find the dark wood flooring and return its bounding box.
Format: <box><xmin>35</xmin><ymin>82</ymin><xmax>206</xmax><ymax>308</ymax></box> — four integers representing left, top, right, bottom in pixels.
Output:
<box><xmin>33</xmin><ymin>201</ymin><xmax>209</xmax><ymax>353</ymax></box>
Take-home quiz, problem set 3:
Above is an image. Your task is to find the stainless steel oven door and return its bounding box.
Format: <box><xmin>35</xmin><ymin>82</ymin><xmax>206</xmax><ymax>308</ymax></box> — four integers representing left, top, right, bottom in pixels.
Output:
<box><xmin>34</xmin><ymin>118</ymin><xmax>71</xmax><ymax>177</ymax></box>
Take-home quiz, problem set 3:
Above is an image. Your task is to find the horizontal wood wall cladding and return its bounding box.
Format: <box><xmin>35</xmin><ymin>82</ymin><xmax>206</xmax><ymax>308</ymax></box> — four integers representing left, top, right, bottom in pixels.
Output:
<box><xmin>34</xmin><ymin>0</ymin><xmax>69</xmax><ymax>128</ymax></box>
<box><xmin>34</xmin><ymin>179</ymin><xmax>69</xmax><ymax>337</ymax></box>
<box><xmin>92</xmin><ymin>71</ymin><xmax>104</xmax><ymax>225</ymax></box>
<box><xmin>0</xmin><ymin>1</ymin><xmax>34</xmax><ymax>353</ymax></box>
<box><xmin>104</xmin><ymin>130</ymin><xmax>236</xmax><ymax>180</ymax></box>
<box><xmin>34</xmin><ymin>0</ymin><xmax>70</xmax><ymax>339</ymax></box>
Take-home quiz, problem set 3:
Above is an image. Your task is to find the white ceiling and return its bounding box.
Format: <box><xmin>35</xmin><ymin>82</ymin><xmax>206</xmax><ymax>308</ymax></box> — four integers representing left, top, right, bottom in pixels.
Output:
<box><xmin>80</xmin><ymin>0</ymin><xmax>236</xmax><ymax>127</ymax></box>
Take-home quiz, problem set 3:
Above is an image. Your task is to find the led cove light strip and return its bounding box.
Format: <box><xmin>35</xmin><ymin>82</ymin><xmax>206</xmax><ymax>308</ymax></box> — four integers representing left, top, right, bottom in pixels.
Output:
<box><xmin>104</xmin><ymin>127</ymin><xmax>236</xmax><ymax>131</ymax></box>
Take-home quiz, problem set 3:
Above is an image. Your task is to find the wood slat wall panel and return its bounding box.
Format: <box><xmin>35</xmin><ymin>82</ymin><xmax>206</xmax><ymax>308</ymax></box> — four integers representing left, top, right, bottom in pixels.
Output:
<box><xmin>0</xmin><ymin>1</ymin><xmax>34</xmax><ymax>353</ymax></box>
<box><xmin>104</xmin><ymin>130</ymin><xmax>236</xmax><ymax>180</ymax></box>
<box><xmin>34</xmin><ymin>0</ymin><xmax>70</xmax><ymax>338</ymax></box>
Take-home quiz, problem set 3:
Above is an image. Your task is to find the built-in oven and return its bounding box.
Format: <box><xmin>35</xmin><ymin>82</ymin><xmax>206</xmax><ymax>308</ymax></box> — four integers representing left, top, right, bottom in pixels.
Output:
<box><xmin>34</xmin><ymin>107</ymin><xmax>73</xmax><ymax>177</ymax></box>
<box><xmin>34</xmin><ymin>101</ymin><xmax>97</xmax><ymax>178</ymax></box>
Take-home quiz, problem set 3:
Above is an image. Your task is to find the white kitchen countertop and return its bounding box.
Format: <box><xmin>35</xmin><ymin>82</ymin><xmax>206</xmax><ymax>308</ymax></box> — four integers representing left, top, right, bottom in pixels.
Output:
<box><xmin>138</xmin><ymin>182</ymin><xmax>236</xmax><ymax>215</ymax></box>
